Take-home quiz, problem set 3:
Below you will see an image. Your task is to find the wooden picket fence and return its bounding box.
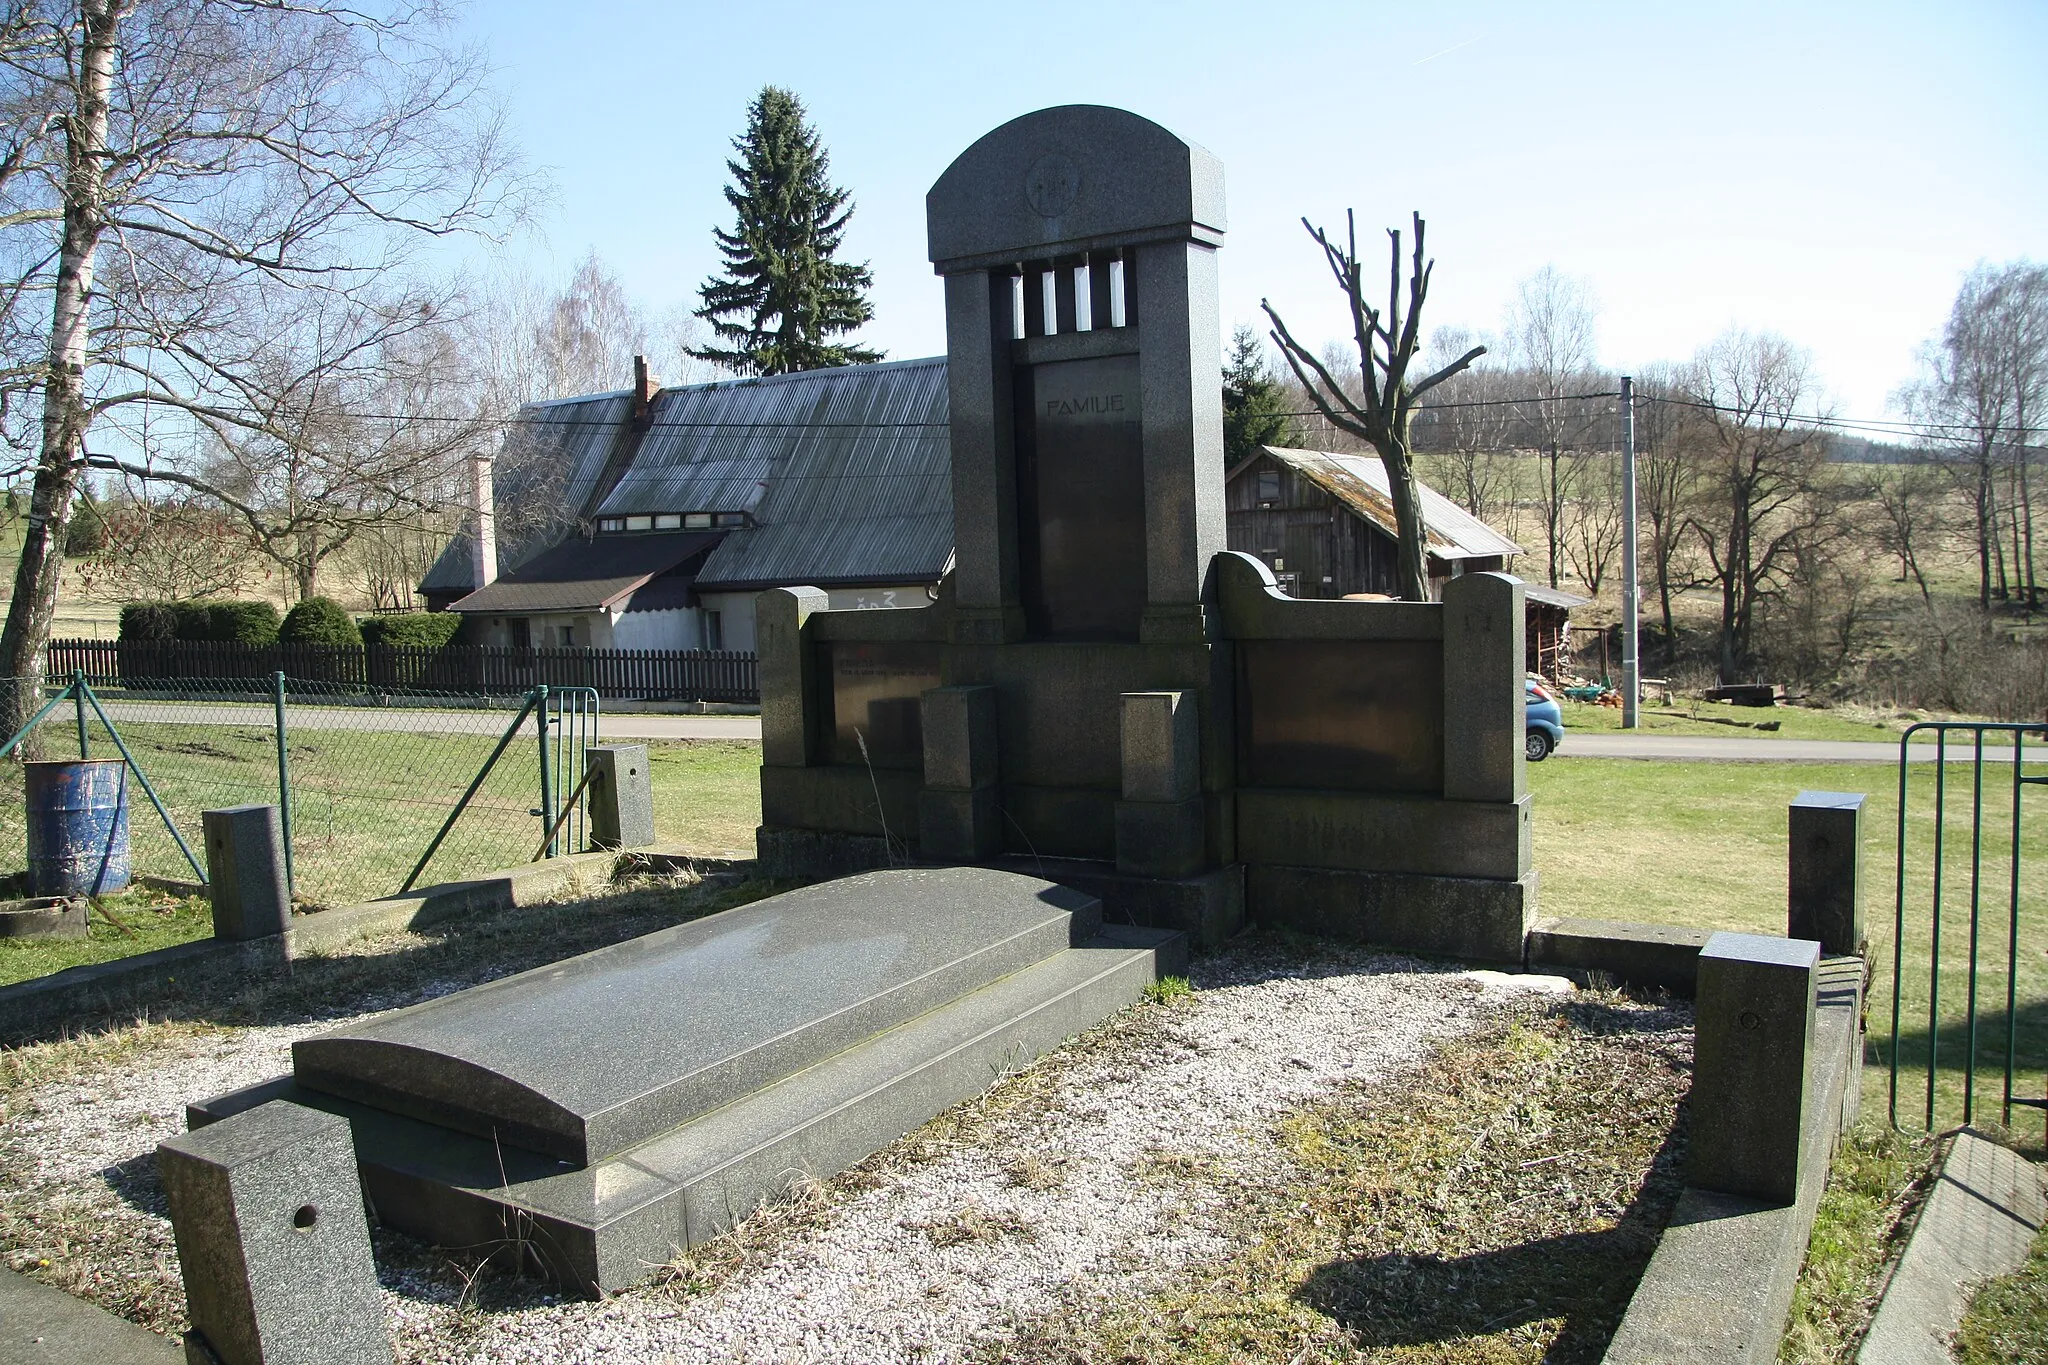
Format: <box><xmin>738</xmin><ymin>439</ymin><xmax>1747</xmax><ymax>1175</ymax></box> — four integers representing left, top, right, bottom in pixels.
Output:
<box><xmin>44</xmin><ymin>638</ymin><xmax>759</xmax><ymax>703</ymax></box>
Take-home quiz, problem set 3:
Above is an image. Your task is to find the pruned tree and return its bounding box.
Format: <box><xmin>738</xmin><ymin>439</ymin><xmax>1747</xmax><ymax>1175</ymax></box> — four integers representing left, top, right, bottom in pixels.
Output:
<box><xmin>1263</xmin><ymin>211</ymin><xmax>1485</xmax><ymax>601</ymax></box>
<box><xmin>0</xmin><ymin>0</ymin><xmax>531</xmax><ymax>738</ymax></box>
<box><xmin>692</xmin><ymin>86</ymin><xmax>879</xmax><ymax>376</ymax></box>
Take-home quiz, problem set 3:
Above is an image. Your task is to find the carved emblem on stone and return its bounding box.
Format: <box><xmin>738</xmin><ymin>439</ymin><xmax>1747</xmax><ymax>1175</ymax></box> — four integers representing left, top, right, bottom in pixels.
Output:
<box><xmin>1024</xmin><ymin>153</ymin><xmax>1079</xmax><ymax>218</ymax></box>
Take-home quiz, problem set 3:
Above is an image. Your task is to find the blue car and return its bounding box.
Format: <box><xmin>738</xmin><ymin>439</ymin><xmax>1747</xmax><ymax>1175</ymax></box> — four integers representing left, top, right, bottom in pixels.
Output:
<box><xmin>1525</xmin><ymin>677</ymin><xmax>1564</xmax><ymax>762</ymax></box>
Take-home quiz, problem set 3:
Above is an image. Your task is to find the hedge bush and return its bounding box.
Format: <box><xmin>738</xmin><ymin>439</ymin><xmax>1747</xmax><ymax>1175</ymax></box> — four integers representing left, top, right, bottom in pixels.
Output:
<box><xmin>171</xmin><ymin>601</ymin><xmax>218</xmax><ymax>641</ymax></box>
<box><xmin>358</xmin><ymin>612</ymin><xmax>462</xmax><ymax>649</ymax></box>
<box><xmin>278</xmin><ymin>596</ymin><xmax>361</xmax><ymax>645</ymax></box>
<box><xmin>206</xmin><ymin>600</ymin><xmax>280</xmax><ymax>645</ymax></box>
<box><xmin>118</xmin><ymin>602</ymin><xmax>179</xmax><ymax>642</ymax></box>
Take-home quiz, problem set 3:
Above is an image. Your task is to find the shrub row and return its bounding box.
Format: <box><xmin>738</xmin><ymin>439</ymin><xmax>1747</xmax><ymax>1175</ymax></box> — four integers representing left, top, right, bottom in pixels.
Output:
<box><xmin>118</xmin><ymin>600</ymin><xmax>462</xmax><ymax>650</ymax></box>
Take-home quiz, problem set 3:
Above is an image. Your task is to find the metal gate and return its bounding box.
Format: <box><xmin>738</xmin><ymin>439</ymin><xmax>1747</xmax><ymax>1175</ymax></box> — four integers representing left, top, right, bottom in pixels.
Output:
<box><xmin>1887</xmin><ymin>722</ymin><xmax>2047</xmax><ymax>1140</ymax></box>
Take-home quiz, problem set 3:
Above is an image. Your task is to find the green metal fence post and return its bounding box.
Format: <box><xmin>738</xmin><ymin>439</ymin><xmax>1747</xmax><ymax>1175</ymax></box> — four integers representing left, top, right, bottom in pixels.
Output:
<box><xmin>273</xmin><ymin>671</ymin><xmax>294</xmax><ymax>897</ymax></box>
<box><xmin>535</xmin><ymin>684</ymin><xmax>556</xmax><ymax>858</ymax></box>
<box><xmin>72</xmin><ymin>669</ymin><xmax>87</xmax><ymax>757</ymax></box>
<box><xmin>0</xmin><ymin>677</ymin><xmax>77</xmax><ymax>761</ymax></box>
<box><xmin>79</xmin><ymin>680</ymin><xmax>207</xmax><ymax>885</ymax></box>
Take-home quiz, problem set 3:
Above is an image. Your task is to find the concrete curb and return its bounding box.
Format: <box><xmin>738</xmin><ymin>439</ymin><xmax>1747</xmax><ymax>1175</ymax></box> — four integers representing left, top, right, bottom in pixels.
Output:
<box><xmin>1602</xmin><ymin>955</ymin><xmax>1864</xmax><ymax>1365</ymax></box>
<box><xmin>0</xmin><ymin>1267</ymin><xmax>181</xmax><ymax>1363</ymax></box>
<box><xmin>0</xmin><ymin>843</ymin><xmax>739</xmax><ymax>1043</ymax></box>
<box><xmin>1856</xmin><ymin>1129</ymin><xmax>2046</xmax><ymax>1364</ymax></box>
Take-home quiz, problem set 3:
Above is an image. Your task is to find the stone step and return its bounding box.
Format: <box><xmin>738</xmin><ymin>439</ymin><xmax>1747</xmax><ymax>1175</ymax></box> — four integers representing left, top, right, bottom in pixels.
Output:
<box><xmin>293</xmin><ymin>868</ymin><xmax>1101</xmax><ymax>1165</ymax></box>
<box><xmin>193</xmin><ymin>924</ymin><xmax>1183</xmax><ymax>1295</ymax></box>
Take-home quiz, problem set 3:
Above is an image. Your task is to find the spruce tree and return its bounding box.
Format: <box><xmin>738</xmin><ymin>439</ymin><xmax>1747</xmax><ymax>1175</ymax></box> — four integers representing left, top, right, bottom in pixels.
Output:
<box><xmin>1222</xmin><ymin>325</ymin><xmax>1298</xmax><ymax>466</ymax></box>
<box><xmin>692</xmin><ymin>88</ymin><xmax>881</xmax><ymax>376</ymax></box>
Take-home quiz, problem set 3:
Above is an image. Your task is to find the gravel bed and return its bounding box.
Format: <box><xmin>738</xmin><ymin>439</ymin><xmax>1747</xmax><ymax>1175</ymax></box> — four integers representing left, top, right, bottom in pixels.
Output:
<box><xmin>1</xmin><ymin>935</ymin><xmax>1565</xmax><ymax>1363</ymax></box>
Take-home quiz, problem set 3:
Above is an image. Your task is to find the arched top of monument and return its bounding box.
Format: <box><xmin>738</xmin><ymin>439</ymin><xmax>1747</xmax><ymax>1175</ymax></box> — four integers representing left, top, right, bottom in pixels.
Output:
<box><xmin>927</xmin><ymin>105</ymin><xmax>1225</xmax><ymax>274</ymax></box>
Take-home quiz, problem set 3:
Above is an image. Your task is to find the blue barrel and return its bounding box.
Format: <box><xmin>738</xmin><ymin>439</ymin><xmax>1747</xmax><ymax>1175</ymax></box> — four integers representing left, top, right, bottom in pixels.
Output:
<box><xmin>25</xmin><ymin>759</ymin><xmax>132</xmax><ymax>897</ymax></box>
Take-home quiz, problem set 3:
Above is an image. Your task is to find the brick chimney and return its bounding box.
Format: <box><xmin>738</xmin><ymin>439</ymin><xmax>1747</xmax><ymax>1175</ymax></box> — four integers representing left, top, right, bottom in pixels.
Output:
<box><xmin>469</xmin><ymin>449</ymin><xmax>497</xmax><ymax>590</ymax></box>
<box><xmin>632</xmin><ymin>354</ymin><xmax>660</xmax><ymax>431</ymax></box>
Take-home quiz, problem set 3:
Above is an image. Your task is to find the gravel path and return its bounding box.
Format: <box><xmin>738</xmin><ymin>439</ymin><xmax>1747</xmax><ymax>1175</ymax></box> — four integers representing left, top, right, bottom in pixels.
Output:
<box><xmin>1</xmin><ymin>938</ymin><xmax>1565</xmax><ymax>1363</ymax></box>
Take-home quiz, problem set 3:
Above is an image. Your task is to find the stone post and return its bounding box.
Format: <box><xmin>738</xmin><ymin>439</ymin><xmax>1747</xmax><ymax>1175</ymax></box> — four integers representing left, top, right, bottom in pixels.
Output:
<box><xmin>1115</xmin><ymin>691</ymin><xmax>1205</xmax><ymax>878</ymax></box>
<box><xmin>756</xmin><ymin>587</ymin><xmax>829</xmax><ymax>768</ymax></box>
<box><xmin>202</xmin><ymin>806</ymin><xmax>290</xmax><ymax>943</ymax></box>
<box><xmin>1788</xmin><ymin>790</ymin><xmax>1865</xmax><ymax>956</ymax></box>
<box><xmin>919</xmin><ymin>686</ymin><xmax>1001</xmax><ymax>859</ymax></box>
<box><xmin>1689</xmin><ymin>931</ymin><xmax>1820</xmax><ymax>1204</ymax></box>
<box><xmin>1441</xmin><ymin>571</ymin><xmax>1526</xmax><ymax>804</ymax></box>
<box><xmin>584</xmin><ymin>745</ymin><xmax>655</xmax><ymax>851</ymax></box>
<box><xmin>158</xmin><ymin>1101</ymin><xmax>391</xmax><ymax>1365</ymax></box>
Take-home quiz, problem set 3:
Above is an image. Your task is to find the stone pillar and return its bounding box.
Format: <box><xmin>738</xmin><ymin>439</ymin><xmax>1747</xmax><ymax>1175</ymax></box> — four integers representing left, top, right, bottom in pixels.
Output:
<box><xmin>1133</xmin><ymin>241</ymin><xmax>1227</xmax><ymax>645</ymax></box>
<box><xmin>756</xmin><ymin>587</ymin><xmax>829</xmax><ymax>768</ymax></box>
<box><xmin>585</xmin><ymin>745</ymin><xmax>655</xmax><ymax>851</ymax></box>
<box><xmin>1441</xmin><ymin>572</ymin><xmax>1526</xmax><ymax>804</ymax></box>
<box><xmin>158</xmin><ymin>1100</ymin><xmax>391</xmax><ymax>1365</ymax></box>
<box><xmin>919</xmin><ymin>686</ymin><xmax>1001</xmax><ymax>859</ymax></box>
<box><xmin>1689</xmin><ymin>931</ymin><xmax>1820</xmax><ymax>1204</ymax></box>
<box><xmin>1788</xmin><ymin>790</ymin><xmax>1865</xmax><ymax>956</ymax></box>
<box><xmin>1115</xmin><ymin>691</ymin><xmax>1205</xmax><ymax>878</ymax></box>
<box><xmin>202</xmin><ymin>806</ymin><xmax>290</xmax><ymax>943</ymax></box>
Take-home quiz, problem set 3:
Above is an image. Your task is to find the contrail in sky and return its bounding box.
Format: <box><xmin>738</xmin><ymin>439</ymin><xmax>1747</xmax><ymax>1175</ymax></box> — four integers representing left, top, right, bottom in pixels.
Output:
<box><xmin>1412</xmin><ymin>35</ymin><xmax>1484</xmax><ymax>67</ymax></box>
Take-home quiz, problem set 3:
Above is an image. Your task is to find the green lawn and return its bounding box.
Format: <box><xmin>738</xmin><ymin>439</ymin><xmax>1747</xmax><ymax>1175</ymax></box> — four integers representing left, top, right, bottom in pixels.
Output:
<box><xmin>0</xmin><ymin>888</ymin><xmax>212</xmax><ymax>987</ymax></box>
<box><xmin>1558</xmin><ymin>697</ymin><xmax>1939</xmax><ymax>743</ymax></box>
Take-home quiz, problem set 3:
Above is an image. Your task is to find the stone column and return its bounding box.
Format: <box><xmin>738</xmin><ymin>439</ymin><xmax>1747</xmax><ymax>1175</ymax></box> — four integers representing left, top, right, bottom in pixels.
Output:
<box><xmin>1689</xmin><ymin>931</ymin><xmax>1820</xmax><ymax>1204</ymax></box>
<box><xmin>585</xmin><ymin>745</ymin><xmax>655</xmax><ymax>851</ymax></box>
<box><xmin>1133</xmin><ymin>242</ymin><xmax>1226</xmax><ymax>645</ymax></box>
<box><xmin>1788</xmin><ymin>790</ymin><xmax>1865</xmax><ymax>956</ymax></box>
<box><xmin>756</xmin><ymin>587</ymin><xmax>829</xmax><ymax>768</ymax></box>
<box><xmin>158</xmin><ymin>1101</ymin><xmax>391</xmax><ymax>1365</ymax></box>
<box><xmin>1115</xmin><ymin>691</ymin><xmax>1205</xmax><ymax>878</ymax></box>
<box><xmin>919</xmin><ymin>686</ymin><xmax>1001</xmax><ymax>859</ymax></box>
<box><xmin>202</xmin><ymin>806</ymin><xmax>290</xmax><ymax>943</ymax></box>
<box><xmin>1441</xmin><ymin>572</ymin><xmax>1527</xmax><ymax>805</ymax></box>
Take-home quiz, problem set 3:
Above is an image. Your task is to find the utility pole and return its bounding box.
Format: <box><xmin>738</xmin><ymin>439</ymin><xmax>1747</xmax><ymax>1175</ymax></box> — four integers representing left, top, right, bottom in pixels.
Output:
<box><xmin>1619</xmin><ymin>375</ymin><xmax>1640</xmax><ymax>728</ymax></box>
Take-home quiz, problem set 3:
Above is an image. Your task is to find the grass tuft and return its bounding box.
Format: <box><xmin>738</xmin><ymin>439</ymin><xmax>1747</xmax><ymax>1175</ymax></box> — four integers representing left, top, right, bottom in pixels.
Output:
<box><xmin>1143</xmin><ymin>974</ymin><xmax>1194</xmax><ymax>1005</ymax></box>
<box><xmin>1954</xmin><ymin>1225</ymin><xmax>2048</xmax><ymax>1365</ymax></box>
<box><xmin>1779</xmin><ymin>1124</ymin><xmax>1938</xmax><ymax>1363</ymax></box>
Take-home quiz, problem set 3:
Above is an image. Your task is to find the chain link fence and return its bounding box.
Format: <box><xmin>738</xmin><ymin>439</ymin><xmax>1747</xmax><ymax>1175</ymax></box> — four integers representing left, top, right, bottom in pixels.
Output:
<box><xmin>1</xmin><ymin>673</ymin><xmax>597</xmax><ymax>908</ymax></box>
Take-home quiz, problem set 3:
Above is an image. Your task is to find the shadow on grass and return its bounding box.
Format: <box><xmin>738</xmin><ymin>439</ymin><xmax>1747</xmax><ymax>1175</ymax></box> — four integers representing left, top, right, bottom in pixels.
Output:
<box><xmin>1876</xmin><ymin>1000</ymin><xmax>2048</xmax><ymax>1149</ymax></box>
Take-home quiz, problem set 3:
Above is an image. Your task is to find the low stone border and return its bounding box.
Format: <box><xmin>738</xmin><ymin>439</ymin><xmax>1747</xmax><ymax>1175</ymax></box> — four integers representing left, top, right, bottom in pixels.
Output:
<box><xmin>1525</xmin><ymin>915</ymin><xmax>1712</xmax><ymax>994</ymax></box>
<box><xmin>0</xmin><ymin>1266</ymin><xmax>182</xmax><ymax>1364</ymax></box>
<box><xmin>1856</xmin><ymin>1128</ymin><xmax>2047</xmax><ymax>1363</ymax></box>
<box><xmin>0</xmin><ymin>843</ymin><xmax>738</xmax><ymax>1044</ymax></box>
<box><xmin>1601</xmin><ymin>955</ymin><xmax>1864</xmax><ymax>1365</ymax></box>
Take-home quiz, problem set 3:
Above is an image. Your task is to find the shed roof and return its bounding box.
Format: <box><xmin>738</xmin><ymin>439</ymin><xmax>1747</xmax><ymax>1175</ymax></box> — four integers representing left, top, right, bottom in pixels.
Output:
<box><xmin>1251</xmin><ymin>447</ymin><xmax>1525</xmax><ymax>561</ymax></box>
<box><xmin>1523</xmin><ymin>583</ymin><xmax>1592</xmax><ymax>610</ymax></box>
<box><xmin>447</xmin><ymin>530</ymin><xmax>722</xmax><ymax>614</ymax></box>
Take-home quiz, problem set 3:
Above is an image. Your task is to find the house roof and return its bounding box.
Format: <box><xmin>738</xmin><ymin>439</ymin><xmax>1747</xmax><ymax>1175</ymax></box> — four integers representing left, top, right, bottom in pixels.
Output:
<box><xmin>446</xmin><ymin>530</ymin><xmax>722</xmax><ymax>615</ymax></box>
<box><xmin>1523</xmin><ymin>583</ymin><xmax>1592</xmax><ymax>610</ymax></box>
<box><xmin>1250</xmin><ymin>447</ymin><xmax>1525</xmax><ymax>561</ymax></box>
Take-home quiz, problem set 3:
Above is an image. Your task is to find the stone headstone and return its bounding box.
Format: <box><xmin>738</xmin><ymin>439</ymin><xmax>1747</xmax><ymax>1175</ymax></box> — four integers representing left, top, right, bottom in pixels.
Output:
<box><xmin>201</xmin><ymin>806</ymin><xmax>289</xmax><ymax>942</ymax></box>
<box><xmin>157</xmin><ymin>1100</ymin><xmax>390</xmax><ymax>1365</ymax></box>
<box><xmin>584</xmin><ymin>745</ymin><xmax>654</xmax><ymax>851</ymax></box>
<box><xmin>1788</xmin><ymin>790</ymin><xmax>1864</xmax><ymax>956</ymax></box>
<box><xmin>1689</xmin><ymin>931</ymin><xmax>1820</xmax><ymax>1204</ymax></box>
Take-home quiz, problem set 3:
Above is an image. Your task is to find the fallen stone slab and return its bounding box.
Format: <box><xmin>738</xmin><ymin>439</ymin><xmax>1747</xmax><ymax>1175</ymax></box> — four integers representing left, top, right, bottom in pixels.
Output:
<box><xmin>1857</xmin><ymin>1128</ymin><xmax>2047</xmax><ymax>1365</ymax></box>
<box><xmin>0</xmin><ymin>1268</ymin><xmax>181</xmax><ymax>1364</ymax></box>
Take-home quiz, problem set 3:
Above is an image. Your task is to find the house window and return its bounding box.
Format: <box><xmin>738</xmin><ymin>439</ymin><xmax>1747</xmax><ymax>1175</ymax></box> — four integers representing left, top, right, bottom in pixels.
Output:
<box><xmin>599</xmin><ymin>518</ymin><xmax>623</xmax><ymax>533</ymax></box>
<box><xmin>704</xmin><ymin>610</ymin><xmax>723</xmax><ymax>650</ymax></box>
<box><xmin>716</xmin><ymin>511</ymin><xmax>747</xmax><ymax>528</ymax></box>
<box><xmin>654</xmin><ymin>513</ymin><xmax>681</xmax><ymax>530</ymax></box>
<box><xmin>625</xmin><ymin>515</ymin><xmax>653</xmax><ymax>532</ymax></box>
<box><xmin>684</xmin><ymin>512</ymin><xmax>713</xmax><ymax>529</ymax></box>
<box><xmin>1256</xmin><ymin>469</ymin><xmax>1280</xmax><ymax>503</ymax></box>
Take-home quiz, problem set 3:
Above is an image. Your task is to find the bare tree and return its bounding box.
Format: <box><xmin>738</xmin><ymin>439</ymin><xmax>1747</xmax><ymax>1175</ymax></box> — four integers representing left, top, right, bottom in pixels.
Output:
<box><xmin>1632</xmin><ymin>367</ymin><xmax>1704</xmax><ymax>649</ymax></box>
<box><xmin>1505</xmin><ymin>267</ymin><xmax>1600</xmax><ymax>587</ymax></box>
<box><xmin>0</xmin><ymin>0</ymin><xmax>529</xmax><ymax>735</ymax></box>
<box><xmin>1863</xmin><ymin>457</ymin><xmax>1952</xmax><ymax>606</ymax></box>
<box><xmin>1563</xmin><ymin>446</ymin><xmax>1624</xmax><ymax>593</ymax></box>
<box><xmin>1680</xmin><ymin>330</ymin><xmax>1834</xmax><ymax>681</ymax></box>
<box><xmin>1263</xmin><ymin>211</ymin><xmax>1484</xmax><ymax>600</ymax></box>
<box><xmin>71</xmin><ymin>489</ymin><xmax>258</xmax><ymax>602</ymax></box>
<box><xmin>1413</xmin><ymin>326</ymin><xmax>1517</xmax><ymax>528</ymax></box>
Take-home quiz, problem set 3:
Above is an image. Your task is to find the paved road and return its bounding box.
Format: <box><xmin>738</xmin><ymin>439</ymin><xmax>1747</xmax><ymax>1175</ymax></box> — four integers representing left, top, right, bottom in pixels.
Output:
<box><xmin>90</xmin><ymin>700</ymin><xmax>2035</xmax><ymax>763</ymax></box>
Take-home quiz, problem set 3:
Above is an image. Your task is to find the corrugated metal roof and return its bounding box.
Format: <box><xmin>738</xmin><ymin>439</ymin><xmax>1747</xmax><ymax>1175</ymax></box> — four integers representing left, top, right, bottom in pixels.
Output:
<box><xmin>1522</xmin><ymin>583</ymin><xmax>1592</xmax><ymax>610</ymax></box>
<box><xmin>448</xmin><ymin>530</ymin><xmax>722</xmax><ymax>614</ymax></box>
<box><xmin>1259</xmin><ymin>446</ymin><xmax>1524</xmax><ymax>561</ymax></box>
<box><xmin>597</xmin><ymin>357</ymin><xmax>952</xmax><ymax>590</ymax></box>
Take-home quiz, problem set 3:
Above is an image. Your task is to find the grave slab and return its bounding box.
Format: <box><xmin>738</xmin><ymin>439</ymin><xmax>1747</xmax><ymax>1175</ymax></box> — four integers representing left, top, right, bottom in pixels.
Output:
<box><xmin>293</xmin><ymin>867</ymin><xmax>1100</xmax><ymax>1165</ymax></box>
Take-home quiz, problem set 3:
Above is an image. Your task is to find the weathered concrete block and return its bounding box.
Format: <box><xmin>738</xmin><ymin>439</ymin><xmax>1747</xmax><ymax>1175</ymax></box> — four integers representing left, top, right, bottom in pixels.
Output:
<box><xmin>754</xmin><ymin>825</ymin><xmax>891</xmax><ymax>880</ymax></box>
<box><xmin>201</xmin><ymin>807</ymin><xmax>290</xmax><ymax>943</ymax></box>
<box><xmin>157</xmin><ymin>1100</ymin><xmax>390</xmax><ymax>1365</ymax></box>
<box><xmin>0</xmin><ymin>897</ymin><xmax>88</xmax><ymax>940</ymax></box>
<box><xmin>921</xmin><ymin>686</ymin><xmax>999</xmax><ymax>792</ymax></box>
<box><xmin>1247</xmin><ymin>863</ymin><xmax>1536</xmax><ymax>963</ymax></box>
<box><xmin>584</xmin><ymin>745</ymin><xmax>655</xmax><ymax>851</ymax></box>
<box><xmin>756</xmin><ymin>587</ymin><xmax>829</xmax><ymax>767</ymax></box>
<box><xmin>1441</xmin><ymin>572</ymin><xmax>1526</xmax><ymax>804</ymax></box>
<box><xmin>1523</xmin><ymin>916</ymin><xmax>1713</xmax><ymax>995</ymax></box>
<box><xmin>1788</xmin><ymin>791</ymin><xmax>1865</xmax><ymax>956</ymax></box>
<box><xmin>919</xmin><ymin>786</ymin><xmax>1002</xmax><ymax>861</ymax></box>
<box><xmin>1690</xmin><ymin>932</ymin><xmax>1820</xmax><ymax>1205</ymax></box>
<box><xmin>1114</xmin><ymin>796</ymin><xmax>1205</xmax><ymax>878</ymax></box>
<box><xmin>1120</xmin><ymin>691</ymin><xmax>1198</xmax><ymax>802</ymax></box>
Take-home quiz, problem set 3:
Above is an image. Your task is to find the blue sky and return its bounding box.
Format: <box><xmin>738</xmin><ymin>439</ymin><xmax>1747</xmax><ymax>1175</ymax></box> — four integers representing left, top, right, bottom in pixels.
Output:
<box><xmin>467</xmin><ymin>0</ymin><xmax>2045</xmax><ymax>420</ymax></box>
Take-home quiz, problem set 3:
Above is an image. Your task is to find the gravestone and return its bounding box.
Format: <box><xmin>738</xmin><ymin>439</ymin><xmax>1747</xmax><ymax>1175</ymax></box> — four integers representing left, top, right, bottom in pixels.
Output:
<box><xmin>1689</xmin><ymin>931</ymin><xmax>1821</xmax><ymax>1204</ymax></box>
<box><xmin>1788</xmin><ymin>790</ymin><xmax>1864</xmax><ymax>956</ymax></box>
<box><xmin>756</xmin><ymin>105</ymin><xmax>1534</xmax><ymax>960</ymax></box>
<box><xmin>189</xmin><ymin>868</ymin><xmax>1182</xmax><ymax>1294</ymax></box>
<box><xmin>202</xmin><ymin>806</ymin><xmax>290</xmax><ymax>943</ymax></box>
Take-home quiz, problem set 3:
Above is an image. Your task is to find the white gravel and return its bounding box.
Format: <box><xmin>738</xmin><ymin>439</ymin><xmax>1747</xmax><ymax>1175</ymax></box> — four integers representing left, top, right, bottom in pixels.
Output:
<box><xmin>2</xmin><ymin>942</ymin><xmax>1564</xmax><ymax>1364</ymax></box>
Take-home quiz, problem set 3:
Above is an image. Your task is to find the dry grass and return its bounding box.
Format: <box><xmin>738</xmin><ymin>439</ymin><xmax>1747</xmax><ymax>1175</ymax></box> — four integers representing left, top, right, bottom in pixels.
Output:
<box><xmin>1779</xmin><ymin>1125</ymin><xmax>1940</xmax><ymax>1363</ymax></box>
<box><xmin>981</xmin><ymin>993</ymin><xmax>1694</xmax><ymax>1364</ymax></box>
